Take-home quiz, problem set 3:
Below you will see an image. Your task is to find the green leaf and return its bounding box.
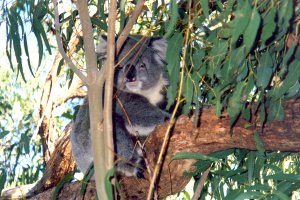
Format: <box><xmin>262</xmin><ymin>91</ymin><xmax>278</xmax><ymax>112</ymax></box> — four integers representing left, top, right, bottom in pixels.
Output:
<box><xmin>224</xmin><ymin>189</ymin><xmax>242</xmax><ymax>200</ymax></box>
<box><xmin>267</xmin><ymin>99</ymin><xmax>284</xmax><ymax>121</ymax></box>
<box><xmin>261</xmin><ymin>9</ymin><xmax>276</xmax><ymax>44</ymax></box>
<box><xmin>254</xmin><ymin>131</ymin><xmax>265</xmax><ymax>154</ymax></box>
<box><xmin>105</xmin><ymin>167</ymin><xmax>115</xmax><ymax>200</ymax></box>
<box><xmin>183</xmin><ymin>75</ymin><xmax>194</xmax><ymax>114</ymax></box>
<box><xmin>256</xmin><ymin>52</ymin><xmax>273</xmax><ymax>89</ymax></box>
<box><xmin>0</xmin><ymin>131</ymin><xmax>9</xmax><ymax>139</ymax></box>
<box><xmin>23</xmin><ymin>34</ymin><xmax>35</xmax><ymax>77</ymax></box>
<box><xmin>166</xmin><ymin>32</ymin><xmax>183</xmax><ymax>109</ymax></box>
<box><xmin>200</xmin><ymin>0</ymin><xmax>209</xmax><ymax>18</ymax></box>
<box><xmin>32</xmin><ymin>21</ymin><xmax>44</xmax><ymax>67</ymax></box>
<box><xmin>278</xmin><ymin>1</ymin><xmax>293</xmax><ymax>29</ymax></box>
<box><xmin>247</xmin><ymin>151</ymin><xmax>255</xmax><ymax>183</ymax></box>
<box><xmin>173</xmin><ymin>152</ymin><xmax>224</xmax><ymax>164</ymax></box>
<box><xmin>272</xmin><ymin>190</ymin><xmax>290</xmax><ymax>200</ymax></box>
<box><xmin>244</xmin><ymin>7</ymin><xmax>261</xmax><ymax>52</ymax></box>
<box><xmin>52</xmin><ymin>172</ymin><xmax>74</xmax><ymax>200</ymax></box>
<box><xmin>227</xmin><ymin>82</ymin><xmax>245</xmax><ymax>126</ymax></box>
<box><xmin>34</xmin><ymin>19</ymin><xmax>51</xmax><ymax>54</ymax></box>
<box><xmin>164</xmin><ymin>0</ymin><xmax>178</xmax><ymax>39</ymax></box>
<box><xmin>285</xmin><ymin>81</ymin><xmax>300</xmax><ymax>99</ymax></box>
<box><xmin>231</xmin><ymin>0</ymin><xmax>251</xmax><ymax>44</ymax></box>
<box><xmin>234</xmin><ymin>191</ymin><xmax>264</xmax><ymax>200</ymax></box>
<box><xmin>80</xmin><ymin>163</ymin><xmax>94</xmax><ymax>196</ymax></box>
<box><xmin>265</xmin><ymin>174</ymin><xmax>300</xmax><ymax>181</ymax></box>
<box><xmin>208</xmin><ymin>40</ymin><xmax>228</xmax><ymax>77</ymax></box>
<box><xmin>274</xmin><ymin>61</ymin><xmax>300</xmax><ymax>99</ymax></box>
<box><xmin>0</xmin><ymin>169</ymin><xmax>6</xmax><ymax>195</ymax></box>
<box><xmin>90</xmin><ymin>17</ymin><xmax>108</xmax><ymax>31</ymax></box>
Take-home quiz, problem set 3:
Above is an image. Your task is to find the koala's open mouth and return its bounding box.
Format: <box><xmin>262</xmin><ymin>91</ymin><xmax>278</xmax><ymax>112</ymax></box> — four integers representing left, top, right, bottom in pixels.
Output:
<box><xmin>126</xmin><ymin>80</ymin><xmax>142</xmax><ymax>91</ymax></box>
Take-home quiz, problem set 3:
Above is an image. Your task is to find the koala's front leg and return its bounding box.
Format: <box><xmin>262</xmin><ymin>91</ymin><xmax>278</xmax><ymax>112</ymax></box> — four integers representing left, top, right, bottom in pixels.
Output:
<box><xmin>113</xmin><ymin>114</ymin><xmax>146</xmax><ymax>178</ymax></box>
<box><xmin>115</xmin><ymin>92</ymin><xmax>170</xmax><ymax>137</ymax></box>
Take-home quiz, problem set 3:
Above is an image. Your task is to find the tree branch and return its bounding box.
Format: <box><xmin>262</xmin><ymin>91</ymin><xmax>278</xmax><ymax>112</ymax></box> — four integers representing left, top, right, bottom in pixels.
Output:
<box><xmin>52</xmin><ymin>0</ymin><xmax>88</xmax><ymax>85</ymax></box>
<box><xmin>116</xmin><ymin>0</ymin><xmax>146</xmax><ymax>54</ymax></box>
<box><xmin>12</xmin><ymin>99</ymin><xmax>300</xmax><ymax>199</ymax></box>
<box><xmin>75</xmin><ymin>0</ymin><xmax>107</xmax><ymax>198</ymax></box>
<box><xmin>120</xmin><ymin>98</ymin><xmax>300</xmax><ymax>199</ymax></box>
<box><xmin>104</xmin><ymin>0</ymin><xmax>118</xmax><ymax>180</ymax></box>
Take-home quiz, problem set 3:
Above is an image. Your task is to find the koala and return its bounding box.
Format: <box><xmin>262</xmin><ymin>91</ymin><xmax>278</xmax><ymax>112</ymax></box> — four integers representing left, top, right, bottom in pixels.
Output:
<box><xmin>70</xmin><ymin>35</ymin><xmax>169</xmax><ymax>178</ymax></box>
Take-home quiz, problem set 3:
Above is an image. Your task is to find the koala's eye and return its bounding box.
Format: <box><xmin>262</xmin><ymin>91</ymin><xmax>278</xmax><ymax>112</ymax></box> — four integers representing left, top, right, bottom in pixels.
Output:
<box><xmin>139</xmin><ymin>63</ymin><xmax>146</xmax><ymax>69</ymax></box>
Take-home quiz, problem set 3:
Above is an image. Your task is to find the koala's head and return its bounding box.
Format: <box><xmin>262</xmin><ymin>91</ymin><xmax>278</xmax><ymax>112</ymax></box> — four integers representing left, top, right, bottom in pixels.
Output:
<box><xmin>97</xmin><ymin>35</ymin><xmax>168</xmax><ymax>94</ymax></box>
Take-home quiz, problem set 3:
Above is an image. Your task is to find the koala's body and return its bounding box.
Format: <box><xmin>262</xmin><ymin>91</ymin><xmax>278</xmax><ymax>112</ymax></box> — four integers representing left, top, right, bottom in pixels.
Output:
<box><xmin>70</xmin><ymin>35</ymin><xmax>169</xmax><ymax>177</ymax></box>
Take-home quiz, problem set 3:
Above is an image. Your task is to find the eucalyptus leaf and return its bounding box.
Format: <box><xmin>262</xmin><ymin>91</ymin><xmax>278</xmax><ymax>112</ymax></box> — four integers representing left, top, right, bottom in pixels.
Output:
<box><xmin>244</xmin><ymin>7</ymin><xmax>261</xmax><ymax>52</ymax></box>
<box><xmin>256</xmin><ymin>52</ymin><xmax>273</xmax><ymax>89</ymax></box>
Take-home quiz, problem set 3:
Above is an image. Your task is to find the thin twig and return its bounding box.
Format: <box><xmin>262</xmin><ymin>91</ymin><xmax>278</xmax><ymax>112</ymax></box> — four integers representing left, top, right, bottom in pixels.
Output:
<box><xmin>52</xmin><ymin>0</ymin><xmax>88</xmax><ymax>85</ymax></box>
<box><xmin>116</xmin><ymin>0</ymin><xmax>146</xmax><ymax>54</ymax></box>
<box><xmin>192</xmin><ymin>167</ymin><xmax>211</xmax><ymax>200</ymax></box>
<box><xmin>146</xmin><ymin>1</ymin><xmax>192</xmax><ymax>199</ymax></box>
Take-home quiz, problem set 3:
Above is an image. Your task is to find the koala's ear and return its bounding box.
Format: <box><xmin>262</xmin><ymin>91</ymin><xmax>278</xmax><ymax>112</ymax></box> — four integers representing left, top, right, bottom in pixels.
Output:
<box><xmin>150</xmin><ymin>37</ymin><xmax>168</xmax><ymax>60</ymax></box>
<box><xmin>96</xmin><ymin>35</ymin><xmax>107</xmax><ymax>59</ymax></box>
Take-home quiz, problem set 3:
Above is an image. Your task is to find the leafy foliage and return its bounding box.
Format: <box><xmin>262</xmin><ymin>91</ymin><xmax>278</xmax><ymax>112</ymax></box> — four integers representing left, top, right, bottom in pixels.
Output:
<box><xmin>1</xmin><ymin>0</ymin><xmax>299</xmax><ymax>198</ymax></box>
<box><xmin>165</xmin><ymin>0</ymin><xmax>300</xmax><ymax>127</ymax></box>
<box><xmin>0</xmin><ymin>70</ymin><xmax>44</xmax><ymax>193</ymax></box>
<box><xmin>176</xmin><ymin>149</ymin><xmax>300</xmax><ymax>199</ymax></box>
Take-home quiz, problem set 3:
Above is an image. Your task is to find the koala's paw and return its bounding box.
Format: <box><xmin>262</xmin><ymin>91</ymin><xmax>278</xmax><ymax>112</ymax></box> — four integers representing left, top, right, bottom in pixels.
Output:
<box><xmin>117</xmin><ymin>156</ymin><xmax>146</xmax><ymax>178</ymax></box>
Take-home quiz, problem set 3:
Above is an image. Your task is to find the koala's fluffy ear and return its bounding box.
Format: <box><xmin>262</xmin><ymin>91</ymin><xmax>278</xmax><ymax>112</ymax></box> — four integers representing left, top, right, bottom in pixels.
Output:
<box><xmin>150</xmin><ymin>37</ymin><xmax>168</xmax><ymax>61</ymax></box>
<box><xmin>96</xmin><ymin>35</ymin><xmax>107</xmax><ymax>60</ymax></box>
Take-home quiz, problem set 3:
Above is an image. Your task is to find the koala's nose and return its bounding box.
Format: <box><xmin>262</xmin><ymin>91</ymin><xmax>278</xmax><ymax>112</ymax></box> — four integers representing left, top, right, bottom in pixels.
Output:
<box><xmin>125</xmin><ymin>65</ymin><xmax>137</xmax><ymax>82</ymax></box>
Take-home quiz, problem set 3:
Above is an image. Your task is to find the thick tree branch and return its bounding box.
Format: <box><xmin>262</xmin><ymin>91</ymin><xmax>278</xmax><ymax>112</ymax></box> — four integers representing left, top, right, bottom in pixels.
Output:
<box><xmin>120</xmin><ymin>98</ymin><xmax>300</xmax><ymax>199</ymax></box>
<box><xmin>75</xmin><ymin>0</ymin><xmax>107</xmax><ymax>198</ymax></box>
<box><xmin>17</xmin><ymin>98</ymin><xmax>300</xmax><ymax>199</ymax></box>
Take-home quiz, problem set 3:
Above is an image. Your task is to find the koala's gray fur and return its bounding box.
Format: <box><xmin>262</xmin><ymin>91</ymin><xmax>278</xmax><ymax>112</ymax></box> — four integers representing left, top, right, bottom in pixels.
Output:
<box><xmin>70</xmin><ymin>35</ymin><xmax>169</xmax><ymax>178</ymax></box>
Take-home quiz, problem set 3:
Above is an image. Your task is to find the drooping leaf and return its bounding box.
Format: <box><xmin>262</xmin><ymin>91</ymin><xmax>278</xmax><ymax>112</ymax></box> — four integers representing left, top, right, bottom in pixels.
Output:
<box><xmin>200</xmin><ymin>0</ymin><xmax>209</xmax><ymax>18</ymax></box>
<box><xmin>267</xmin><ymin>99</ymin><xmax>284</xmax><ymax>121</ymax></box>
<box><xmin>244</xmin><ymin>7</ymin><xmax>261</xmax><ymax>52</ymax></box>
<box><xmin>273</xmin><ymin>61</ymin><xmax>300</xmax><ymax>99</ymax></box>
<box><xmin>52</xmin><ymin>172</ymin><xmax>74</xmax><ymax>200</ymax></box>
<box><xmin>254</xmin><ymin>131</ymin><xmax>265</xmax><ymax>155</ymax></box>
<box><xmin>164</xmin><ymin>0</ymin><xmax>178</xmax><ymax>39</ymax></box>
<box><xmin>182</xmin><ymin>75</ymin><xmax>194</xmax><ymax>114</ymax></box>
<box><xmin>166</xmin><ymin>32</ymin><xmax>183</xmax><ymax>109</ymax></box>
<box><xmin>261</xmin><ymin>9</ymin><xmax>276</xmax><ymax>44</ymax></box>
<box><xmin>173</xmin><ymin>152</ymin><xmax>225</xmax><ymax>164</ymax></box>
<box><xmin>0</xmin><ymin>169</ymin><xmax>6</xmax><ymax>195</ymax></box>
<box><xmin>23</xmin><ymin>34</ymin><xmax>35</xmax><ymax>77</ymax></box>
<box><xmin>247</xmin><ymin>151</ymin><xmax>255</xmax><ymax>183</ymax></box>
<box><xmin>231</xmin><ymin>0</ymin><xmax>251</xmax><ymax>44</ymax></box>
<box><xmin>256</xmin><ymin>52</ymin><xmax>273</xmax><ymax>89</ymax></box>
<box><xmin>227</xmin><ymin>82</ymin><xmax>245</xmax><ymax>126</ymax></box>
<box><xmin>105</xmin><ymin>167</ymin><xmax>115</xmax><ymax>200</ymax></box>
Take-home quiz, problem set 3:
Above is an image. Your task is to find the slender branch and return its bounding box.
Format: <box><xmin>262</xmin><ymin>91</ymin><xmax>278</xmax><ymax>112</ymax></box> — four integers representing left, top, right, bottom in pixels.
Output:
<box><xmin>52</xmin><ymin>0</ymin><xmax>88</xmax><ymax>85</ymax></box>
<box><xmin>104</xmin><ymin>0</ymin><xmax>118</xmax><ymax>176</ymax></box>
<box><xmin>146</xmin><ymin>1</ymin><xmax>192</xmax><ymax>198</ymax></box>
<box><xmin>116</xmin><ymin>0</ymin><xmax>146</xmax><ymax>54</ymax></box>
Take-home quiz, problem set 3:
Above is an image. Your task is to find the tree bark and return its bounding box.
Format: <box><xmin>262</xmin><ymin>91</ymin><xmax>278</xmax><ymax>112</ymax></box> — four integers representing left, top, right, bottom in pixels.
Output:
<box><xmin>8</xmin><ymin>98</ymin><xmax>298</xmax><ymax>199</ymax></box>
<box><xmin>120</xmin><ymin>98</ymin><xmax>300</xmax><ymax>199</ymax></box>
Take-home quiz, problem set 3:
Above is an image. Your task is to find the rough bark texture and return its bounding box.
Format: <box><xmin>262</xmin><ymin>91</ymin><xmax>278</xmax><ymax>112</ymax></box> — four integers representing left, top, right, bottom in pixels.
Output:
<box><xmin>120</xmin><ymin>98</ymin><xmax>300</xmax><ymax>199</ymax></box>
<box><xmin>3</xmin><ymin>99</ymin><xmax>299</xmax><ymax>199</ymax></box>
